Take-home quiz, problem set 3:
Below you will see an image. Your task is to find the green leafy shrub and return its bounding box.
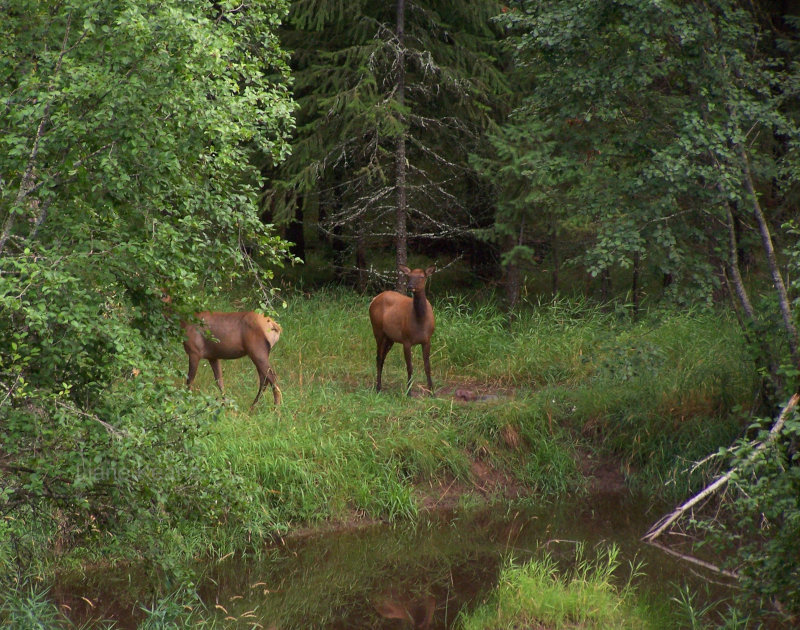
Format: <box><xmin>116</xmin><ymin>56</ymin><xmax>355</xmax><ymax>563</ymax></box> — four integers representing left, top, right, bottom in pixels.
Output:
<box><xmin>0</xmin><ymin>0</ymin><xmax>294</xmax><ymax>573</ymax></box>
<box><xmin>703</xmin><ymin>407</ymin><xmax>800</xmax><ymax>624</ymax></box>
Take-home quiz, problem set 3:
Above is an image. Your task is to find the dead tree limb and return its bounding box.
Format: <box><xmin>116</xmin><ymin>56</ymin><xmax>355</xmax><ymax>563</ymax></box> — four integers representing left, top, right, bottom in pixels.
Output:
<box><xmin>643</xmin><ymin>393</ymin><xmax>799</xmax><ymax>543</ymax></box>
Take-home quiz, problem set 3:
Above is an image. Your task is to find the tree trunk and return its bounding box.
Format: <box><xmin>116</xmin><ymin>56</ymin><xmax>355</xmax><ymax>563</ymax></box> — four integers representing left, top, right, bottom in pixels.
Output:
<box><xmin>356</xmin><ymin>227</ymin><xmax>367</xmax><ymax>292</ymax></box>
<box><xmin>394</xmin><ymin>0</ymin><xmax>408</xmax><ymax>292</ymax></box>
<box><xmin>326</xmin><ymin>184</ymin><xmax>347</xmax><ymax>279</ymax></box>
<box><xmin>286</xmin><ymin>202</ymin><xmax>305</xmax><ymax>262</ymax></box>
<box><xmin>716</xmin><ymin>45</ymin><xmax>800</xmax><ymax>367</ymax></box>
<box><xmin>632</xmin><ymin>251</ymin><xmax>640</xmax><ymax>318</ymax></box>
<box><xmin>738</xmin><ymin>145</ymin><xmax>799</xmax><ymax>367</ymax></box>
<box><xmin>503</xmin><ymin>233</ymin><xmax>521</xmax><ymax>311</ymax></box>
<box><xmin>600</xmin><ymin>267</ymin><xmax>611</xmax><ymax>303</ymax></box>
<box><xmin>332</xmin><ymin>223</ymin><xmax>347</xmax><ymax>277</ymax></box>
<box><xmin>725</xmin><ymin>201</ymin><xmax>781</xmax><ymax>402</ymax></box>
<box><xmin>551</xmin><ymin>215</ymin><xmax>559</xmax><ymax>295</ymax></box>
<box><xmin>0</xmin><ymin>15</ymin><xmax>73</xmax><ymax>255</ymax></box>
<box><xmin>724</xmin><ymin>202</ymin><xmax>756</xmax><ymax>321</ymax></box>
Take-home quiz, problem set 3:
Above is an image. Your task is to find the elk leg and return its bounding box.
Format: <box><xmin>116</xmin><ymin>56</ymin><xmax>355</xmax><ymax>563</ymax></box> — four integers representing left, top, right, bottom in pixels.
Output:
<box><xmin>422</xmin><ymin>340</ymin><xmax>433</xmax><ymax>394</ymax></box>
<box><xmin>403</xmin><ymin>343</ymin><xmax>414</xmax><ymax>395</ymax></box>
<box><xmin>186</xmin><ymin>353</ymin><xmax>200</xmax><ymax>389</ymax></box>
<box><xmin>251</xmin><ymin>370</ymin><xmax>267</xmax><ymax>409</ymax></box>
<box><xmin>376</xmin><ymin>337</ymin><xmax>393</xmax><ymax>392</ymax></box>
<box><xmin>265</xmin><ymin>367</ymin><xmax>282</xmax><ymax>406</ymax></box>
<box><xmin>252</xmin><ymin>359</ymin><xmax>281</xmax><ymax>409</ymax></box>
<box><xmin>271</xmin><ymin>377</ymin><xmax>282</xmax><ymax>405</ymax></box>
<box><xmin>209</xmin><ymin>358</ymin><xmax>225</xmax><ymax>395</ymax></box>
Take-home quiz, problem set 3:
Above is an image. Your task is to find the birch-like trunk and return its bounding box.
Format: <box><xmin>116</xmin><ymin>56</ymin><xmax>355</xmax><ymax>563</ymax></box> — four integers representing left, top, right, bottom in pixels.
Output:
<box><xmin>738</xmin><ymin>146</ymin><xmax>799</xmax><ymax>366</ymax></box>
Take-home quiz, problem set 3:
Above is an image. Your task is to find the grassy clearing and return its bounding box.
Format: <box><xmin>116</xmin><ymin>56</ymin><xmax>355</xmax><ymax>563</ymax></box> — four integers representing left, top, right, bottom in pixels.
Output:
<box><xmin>164</xmin><ymin>289</ymin><xmax>754</xmax><ymax>544</ymax></box>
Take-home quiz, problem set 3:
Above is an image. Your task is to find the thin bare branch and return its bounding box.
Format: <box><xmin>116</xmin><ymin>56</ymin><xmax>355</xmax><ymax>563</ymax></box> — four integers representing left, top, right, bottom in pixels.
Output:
<box><xmin>0</xmin><ymin>13</ymin><xmax>75</xmax><ymax>255</ymax></box>
<box><xmin>646</xmin><ymin>541</ymin><xmax>740</xmax><ymax>579</ymax></box>
<box><xmin>644</xmin><ymin>393</ymin><xmax>799</xmax><ymax>543</ymax></box>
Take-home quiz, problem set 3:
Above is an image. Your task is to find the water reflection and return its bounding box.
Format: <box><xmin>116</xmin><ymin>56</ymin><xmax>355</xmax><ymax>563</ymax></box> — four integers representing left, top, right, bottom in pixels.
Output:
<box><xmin>374</xmin><ymin>591</ymin><xmax>436</xmax><ymax>628</ymax></box>
<box><xmin>199</xmin><ymin>515</ymin><xmax>500</xmax><ymax>629</ymax></box>
<box><xmin>58</xmin><ymin>492</ymin><xmax>735</xmax><ymax>628</ymax></box>
<box><xmin>196</xmin><ymin>492</ymin><xmax>724</xmax><ymax>629</ymax></box>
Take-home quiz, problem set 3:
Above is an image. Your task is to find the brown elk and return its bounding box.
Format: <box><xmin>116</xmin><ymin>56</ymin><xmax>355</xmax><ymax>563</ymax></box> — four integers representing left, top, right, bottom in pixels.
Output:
<box><xmin>369</xmin><ymin>265</ymin><xmax>436</xmax><ymax>394</ymax></box>
<box><xmin>182</xmin><ymin>311</ymin><xmax>282</xmax><ymax>409</ymax></box>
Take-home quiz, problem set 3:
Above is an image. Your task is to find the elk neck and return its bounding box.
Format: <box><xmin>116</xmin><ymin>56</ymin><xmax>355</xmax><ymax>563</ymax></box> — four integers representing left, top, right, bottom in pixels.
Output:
<box><xmin>412</xmin><ymin>287</ymin><xmax>428</xmax><ymax>319</ymax></box>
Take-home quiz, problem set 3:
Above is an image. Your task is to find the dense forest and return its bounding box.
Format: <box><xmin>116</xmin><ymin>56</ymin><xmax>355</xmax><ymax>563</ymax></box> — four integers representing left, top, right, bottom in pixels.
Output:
<box><xmin>1</xmin><ymin>0</ymin><xmax>799</xmax><ymax>627</ymax></box>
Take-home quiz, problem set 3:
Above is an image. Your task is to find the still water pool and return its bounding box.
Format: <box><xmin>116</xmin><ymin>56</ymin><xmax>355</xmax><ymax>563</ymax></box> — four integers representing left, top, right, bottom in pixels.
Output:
<box><xmin>58</xmin><ymin>491</ymin><xmax>734</xmax><ymax>628</ymax></box>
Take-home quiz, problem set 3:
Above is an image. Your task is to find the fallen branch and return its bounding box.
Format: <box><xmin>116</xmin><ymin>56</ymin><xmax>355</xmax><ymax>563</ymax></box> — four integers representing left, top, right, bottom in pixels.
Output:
<box><xmin>647</xmin><ymin>540</ymin><xmax>739</xmax><ymax>580</ymax></box>
<box><xmin>643</xmin><ymin>393</ymin><xmax>799</xmax><ymax>543</ymax></box>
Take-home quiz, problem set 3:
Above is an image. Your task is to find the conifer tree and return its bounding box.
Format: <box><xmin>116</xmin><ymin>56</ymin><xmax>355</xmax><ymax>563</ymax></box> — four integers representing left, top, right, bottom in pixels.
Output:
<box><xmin>269</xmin><ymin>0</ymin><xmax>509</xmax><ymax>286</ymax></box>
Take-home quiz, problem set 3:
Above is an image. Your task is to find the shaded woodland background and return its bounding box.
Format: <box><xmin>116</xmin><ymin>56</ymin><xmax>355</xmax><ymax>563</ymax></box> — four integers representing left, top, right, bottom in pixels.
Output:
<box><xmin>2</xmin><ymin>0</ymin><xmax>800</xmax><ymax>626</ymax></box>
<box><xmin>265</xmin><ymin>1</ymin><xmax>799</xmax><ymax>321</ymax></box>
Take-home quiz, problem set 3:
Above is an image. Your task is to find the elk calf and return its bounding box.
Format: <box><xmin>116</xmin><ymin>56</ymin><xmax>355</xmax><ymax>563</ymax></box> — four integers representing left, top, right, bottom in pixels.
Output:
<box><xmin>369</xmin><ymin>265</ymin><xmax>436</xmax><ymax>394</ymax></box>
<box><xmin>183</xmin><ymin>311</ymin><xmax>282</xmax><ymax>408</ymax></box>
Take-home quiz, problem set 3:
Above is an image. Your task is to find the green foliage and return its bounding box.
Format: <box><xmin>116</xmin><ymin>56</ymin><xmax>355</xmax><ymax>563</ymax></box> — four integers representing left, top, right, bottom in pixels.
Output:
<box><xmin>699</xmin><ymin>404</ymin><xmax>800</xmax><ymax>624</ymax></box>
<box><xmin>0</xmin><ymin>0</ymin><xmax>295</xmax><ymax>573</ymax></box>
<box><xmin>486</xmin><ymin>0</ymin><xmax>800</xmax><ymax>306</ymax></box>
<box><xmin>458</xmin><ymin>544</ymin><xmax>659</xmax><ymax>629</ymax></box>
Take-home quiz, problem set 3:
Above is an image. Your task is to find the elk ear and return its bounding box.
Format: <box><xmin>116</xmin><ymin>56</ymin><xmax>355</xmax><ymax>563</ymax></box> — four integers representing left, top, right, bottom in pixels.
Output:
<box><xmin>398</xmin><ymin>265</ymin><xmax>411</xmax><ymax>276</ymax></box>
<box><xmin>424</xmin><ymin>265</ymin><xmax>436</xmax><ymax>277</ymax></box>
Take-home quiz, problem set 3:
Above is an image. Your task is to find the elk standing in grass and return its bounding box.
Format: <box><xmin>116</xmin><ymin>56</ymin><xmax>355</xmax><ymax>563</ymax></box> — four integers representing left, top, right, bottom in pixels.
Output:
<box><xmin>182</xmin><ymin>311</ymin><xmax>282</xmax><ymax>409</ymax></box>
<box><xmin>369</xmin><ymin>265</ymin><xmax>436</xmax><ymax>394</ymax></box>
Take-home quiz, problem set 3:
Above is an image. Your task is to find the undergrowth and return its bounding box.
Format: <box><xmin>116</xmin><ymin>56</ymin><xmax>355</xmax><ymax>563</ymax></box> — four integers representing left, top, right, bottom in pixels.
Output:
<box><xmin>1</xmin><ymin>290</ymin><xmax>756</xmax><ymax>628</ymax></box>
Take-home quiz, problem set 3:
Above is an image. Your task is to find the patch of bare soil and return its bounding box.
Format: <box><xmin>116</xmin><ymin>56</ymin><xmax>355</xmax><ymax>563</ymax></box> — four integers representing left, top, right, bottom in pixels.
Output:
<box><xmin>436</xmin><ymin>380</ymin><xmax>514</xmax><ymax>402</ymax></box>
<box><xmin>415</xmin><ymin>476</ymin><xmax>472</xmax><ymax>511</ymax></box>
<box><xmin>578</xmin><ymin>449</ymin><xmax>628</xmax><ymax>495</ymax></box>
<box><xmin>468</xmin><ymin>459</ymin><xmax>529</xmax><ymax>499</ymax></box>
<box><xmin>414</xmin><ymin>457</ymin><xmax>530</xmax><ymax>513</ymax></box>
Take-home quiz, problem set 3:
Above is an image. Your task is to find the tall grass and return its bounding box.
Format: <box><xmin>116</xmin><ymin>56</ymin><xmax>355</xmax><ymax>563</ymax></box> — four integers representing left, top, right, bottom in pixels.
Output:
<box><xmin>458</xmin><ymin>544</ymin><xmax>662</xmax><ymax>629</ymax></box>
<box><xmin>198</xmin><ymin>386</ymin><xmax>581</xmax><ymax>545</ymax></box>
<box><xmin>165</xmin><ymin>290</ymin><xmax>755</xmax><ymax>548</ymax></box>
<box><xmin>0</xmin><ymin>581</ymin><xmax>75</xmax><ymax>629</ymax></box>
